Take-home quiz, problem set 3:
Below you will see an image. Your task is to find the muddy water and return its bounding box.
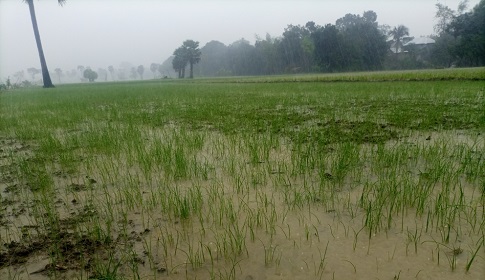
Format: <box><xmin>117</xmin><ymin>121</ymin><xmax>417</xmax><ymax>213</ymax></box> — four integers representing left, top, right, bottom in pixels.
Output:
<box><xmin>1</xmin><ymin>130</ymin><xmax>484</xmax><ymax>279</ymax></box>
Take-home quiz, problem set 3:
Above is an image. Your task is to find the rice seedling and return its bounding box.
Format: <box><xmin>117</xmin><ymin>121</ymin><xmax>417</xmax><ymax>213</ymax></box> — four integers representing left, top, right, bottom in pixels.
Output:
<box><xmin>0</xmin><ymin>68</ymin><xmax>484</xmax><ymax>279</ymax></box>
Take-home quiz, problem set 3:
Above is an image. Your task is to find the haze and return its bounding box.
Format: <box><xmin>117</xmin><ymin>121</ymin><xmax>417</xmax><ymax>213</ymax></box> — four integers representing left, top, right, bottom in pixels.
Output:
<box><xmin>0</xmin><ymin>0</ymin><xmax>479</xmax><ymax>79</ymax></box>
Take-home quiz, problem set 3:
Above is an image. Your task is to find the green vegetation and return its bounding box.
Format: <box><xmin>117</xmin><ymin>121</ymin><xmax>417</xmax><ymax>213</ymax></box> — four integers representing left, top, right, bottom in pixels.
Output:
<box><xmin>173</xmin><ymin>40</ymin><xmax>202</xmax><ymax>79</ymax></box>
<box><xmin>0</xmin><ymin>68</ymin><xmax>484</xmax><ymax>279</ymax></box>
<box><xmin>190</xmin><ymin>1</ymin><xmax>485</xmax><ymax>77</ymax></box>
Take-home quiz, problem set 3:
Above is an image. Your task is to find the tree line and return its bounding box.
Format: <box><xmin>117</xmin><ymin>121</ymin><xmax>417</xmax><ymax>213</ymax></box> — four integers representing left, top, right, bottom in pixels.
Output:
<box><xmin>3</xmin><ymin>0</ymin><xmax>483</xmax><ymax>89</ymax></box>
<box><xmin>431</xmin><ymin>0</ymin><xmax>485</xmax><ymax>67</ymax></box>
<box><xmin>176</xmin><ymin>1</ymin><xmax>484</xmax><ymax>78</ymax></box>
<box><xmin>178</xmin><ymin>10</ymin><xmax>390</xmax><ymax>77</ymax></box>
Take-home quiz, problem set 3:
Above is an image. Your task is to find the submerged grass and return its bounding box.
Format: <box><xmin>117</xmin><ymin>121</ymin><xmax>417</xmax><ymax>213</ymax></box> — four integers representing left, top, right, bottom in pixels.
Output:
<box><xmin>0</xmin><ymin>68</ymin><xmax>484</xmax><ymax>279</ymax></box>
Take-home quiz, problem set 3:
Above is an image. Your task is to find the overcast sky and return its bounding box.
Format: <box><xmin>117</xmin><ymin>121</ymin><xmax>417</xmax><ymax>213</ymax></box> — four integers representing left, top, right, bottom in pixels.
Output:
<box><xmin>0</xmin><ymin>0</ymin><xmax>479</xmax><ymax>79</ymax></box>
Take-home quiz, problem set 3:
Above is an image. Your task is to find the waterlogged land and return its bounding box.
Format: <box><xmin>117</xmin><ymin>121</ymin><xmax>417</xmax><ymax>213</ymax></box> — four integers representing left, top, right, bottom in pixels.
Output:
<box><xmin>0</xmin><ymin>69</ymin><xmax>484</xmax><ymax>279</ymax></box>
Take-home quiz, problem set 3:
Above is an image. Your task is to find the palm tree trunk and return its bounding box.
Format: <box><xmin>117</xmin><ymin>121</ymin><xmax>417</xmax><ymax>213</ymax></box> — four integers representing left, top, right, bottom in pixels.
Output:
<box><xmin>27</xmin><ymin>0</ymin><xmax>54</xmax><ymax>88</ymax></box>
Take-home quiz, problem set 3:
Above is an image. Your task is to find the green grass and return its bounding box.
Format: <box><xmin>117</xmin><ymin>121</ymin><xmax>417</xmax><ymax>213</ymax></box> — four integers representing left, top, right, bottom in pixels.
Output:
<box><xmin>0</xmin><ymin>68</ymin><xmax>484</xmax><ymax>279</ymax></box>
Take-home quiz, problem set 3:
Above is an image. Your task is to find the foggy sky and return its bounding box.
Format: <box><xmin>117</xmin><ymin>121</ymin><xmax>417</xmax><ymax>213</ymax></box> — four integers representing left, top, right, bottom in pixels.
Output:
<box><xmin>0</xmin><ymin>0</ymin><xmax>479</xmax><ymax>79</ymax></box>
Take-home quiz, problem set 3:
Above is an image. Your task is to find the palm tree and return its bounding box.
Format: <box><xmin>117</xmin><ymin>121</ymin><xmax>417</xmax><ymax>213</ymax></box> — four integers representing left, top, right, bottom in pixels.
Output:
<box><xmin>172</xmin><ymin>53</ymin><xmax>187</xmax><ymax>78</ymax></box>
<box><xmin>389</xmin><ymin>25</ymin><xmax>409</xmax><ymax>54</ymax></box>
<box><xmin>24</xmin><ymin>0</ymin><xmax>65</xmax><ymax>88</ymax></box>
<box><xmin>137</xmin><ymin>65</ymin><xmax>145</xmax><ymax>80</ymax></box>
<box><xmin>173</xmin><ymin>47</ymin><xmax>189</xmax><ymax>78</ymax></box>
<box><xmin>182</xmin><ymin>40</ymin><xmax>202</xmax><ymax>78</ymax></box>
<box><xmin>108</xmin><ymin>65</ymin><xmax>115</xmax><ymax>81</ymax></box>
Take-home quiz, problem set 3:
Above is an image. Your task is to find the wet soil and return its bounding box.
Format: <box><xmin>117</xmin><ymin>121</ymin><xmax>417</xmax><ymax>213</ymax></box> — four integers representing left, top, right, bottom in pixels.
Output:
<box><xmin>0</xmin><ymin>131</ymin><xmax>484</xmax><ymax>280</ymax></box>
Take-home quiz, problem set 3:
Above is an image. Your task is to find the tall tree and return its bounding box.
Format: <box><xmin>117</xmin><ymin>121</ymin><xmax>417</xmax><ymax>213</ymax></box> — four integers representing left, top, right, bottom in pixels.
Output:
<box><xmin>279</xmin><ymin>25</ymin><xmax>313</xmax><ymax>72</ymax></box>
<box><xmin>24</xmin><ymin>0</ymin><xmax>65</xmax><ymax>88</ymax></box>
<box><xmin>389</xmin><ymin>25</ymin><xmax>410</xmax><ymax>54</ymax></box>
<box><xmin>173</xmin><ymin>46</ymin><xmax>189</xmax><ymax>78</ymax></box>
<box><xmin>13</xmin><ymin>70</ymin><xmax>25</xmax><ymax>84</ymax></box>
<box><xmin>435</xmin><ymin>0</ymin><xmax>469</xmax><ymax>34</ymax></box>
<box><xmin>312</xmin><ymin>24</ymin><xmax>347</xmax><ymax>72</ymax></box>
<box><xmin>83</xmin><ymin>69</ymin><xmax>98</xmax><ymax>82</ymax></box>
<box><xmin>108</xmin><ymin>65</ymin><xmax>115</xmax><ymax>80</ymax></box>
<box><xmin>27</xmin><ymin>67</ymin><xmax>41</xmax><ymax>80</ymax></box>
<box><xmin>182</xmin><ymin>40</ymin><xmax>202</xmax><ymax>78</ymax></box>
<box><xmin>254</xmin><ymin>35</ymin><xmax>281</xmax><ymax>75</ymax></box>
<box><xmin>172</xmin><ymin>54</ymin><xmax>186</xmax><ymax>78</ymax></box>
<box><xmin>227</xmin><ymin>38</ymin><xmax>258</xmax><ymax>76</ymax></box>
<box><xmin>318</xmin><ymin>11</ymin><xmax>387</xmax><ymax>71</ymax></box>
<box><xmin>137</xmin><ymin>65</ymin><xmax>145</xmax><ymax>79</ymax></box>
<box><xmin>446</xmin><ymin>0</ymin><xmax>485</xmax><ymax>66</ymax></box>
<box><xmin>150</xmin><ymin>63</ymin><xmax>159</xmax><ymax>78</ymax></box>
<box><xmin>77</xmin><ymin>65</ymin><xmax>85</xmax><ymax>79</ymax></box>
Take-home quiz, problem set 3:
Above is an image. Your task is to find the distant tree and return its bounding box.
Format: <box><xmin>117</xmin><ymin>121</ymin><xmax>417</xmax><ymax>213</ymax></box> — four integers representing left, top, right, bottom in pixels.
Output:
<box><xmin>54</xmin><ymin>68</ymin><xmax>63</xmax><ymax>83</ymax></box>
<box><xmin>378</xmin><ymin>24</ymin><xmax>391</xmax><ymax>37</ymax></box>
<box><xmin>27</xmin><ymin>67</ymin><xmax>40</xmax><ymax>80</ymax></box>
<box><xmin>137</xmin><ymin>65</ymin><xmax>145</xmax><ymax>79</ymax></box>
<box><xmin>172</xmin><ymin>46</ymin><xmax>189</xmax><ymax>78</ymax></box>
<box><xmin>429</xmin><ymin>33</ymin><xmax>457</xmax><ymax>67</ymax></box>
<box><xmin>196</xmin><ymin>40</ymin><xmax>230</xmax><ymax>76</ymax></box>
<box><xmin>389</xmin><ymin>25</ymin><xmax>410</xmax><ymax>54</ymax></box>
<box><xmin>336</xmin><ymin>13</ymin><xmax>361</xmax><ymax>30</ymax></box>
<box><xmin>362</xmin><ymin>10</ymin><xmax>378</xmax><ymax>24</ymax></box>
<box><xmin>13</xmin><ymin>70</ymin><xmax>25</xmax><ymax>83</ymax></box>
<box><xmin>429</xmin><ymin>1</ymin><xmax>476</xmax><ymax>68</ymax></box>
<box><xmin>77</xmin><ymin>65</ymin><xmax>85</xmax><ymax>79</ymax></box>
<box><xmin>435</xmin><ymin>0</ymin><xmax>469</xmax><ymax>34</ymax></box>
<box><xmin>172</xmin><ymin>40</ymin><xmax>202</xmax><ymax>78</ymax></box>
<box><xmin>255</xmin><ymin>35</ymin><xmax>282</xmax><ymax>75</ymax></box>
<box><xmin>340</xmin><ymin>11</ymin><xmax>388</xmax><ymax>70</ymax></box>
<box><xmin>83</xmin><ymin>68</ymin><xmax>98</xmax><ymax>82</ymax></box>
<box><xmin>445</xmin><ymin>0</ymin><xmax>485</xmax><ymax>66</ymax></box>
<box><xmin>108</xmin><ymin>65</ymin><xmax>115</xmax><ymax>80</ymax></box>
<box><xmin>279</xmin><ymin>25</ymin><xmax>313</xmax><ymax>72</ymax></box>
<box><xmin>183</xmin><ymin>40</ymin><xmax>202</xmax><ymax>78</ymax></box>
<box><xmin>312</xmin><ymin>24</ymin><xmax>347</xmax><ymax>72</ymax></box>
<box><xmin>150</xmin><ymin>63</ymin><xmax>159</xmax><ymax>78</ymax></box>
<box><xmin>171</xmin><ymin>55</ymin><xmax>185</xmax><ymax>78</ymax></box>
<box><xmin>23</xmin><ymin>0</ymin><xmax>65</xmax><ymax>88</ymax></box>
<box><xmin>227</xmin><ymin>38</ymin><xmax>258</xmax><ymax>75</ymax></box>
<box><xmin>314</xmin><ymin>11</ymin><xmax>387</xmax><ymax>71</ymax></box>
<box><xmin>129</xmin><ymin>67</ymin><xmax>138</xmax><ymax>79</ymax></box>
<box><xmin>21</xmin><ymin>80</ymin><xmax>33</xmax><ymax>87</ymax></box>
<box><xmin>6</xmin><ymin>77</ymin><xmax>11</xmax><ymax>89</ymax></box>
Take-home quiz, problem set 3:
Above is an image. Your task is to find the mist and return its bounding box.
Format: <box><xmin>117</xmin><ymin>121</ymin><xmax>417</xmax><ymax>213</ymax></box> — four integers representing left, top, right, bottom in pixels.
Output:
<box><xmin>0</xmin><ymin>0</ymin><xmax>479</xmax><ymax>80</ymax></box>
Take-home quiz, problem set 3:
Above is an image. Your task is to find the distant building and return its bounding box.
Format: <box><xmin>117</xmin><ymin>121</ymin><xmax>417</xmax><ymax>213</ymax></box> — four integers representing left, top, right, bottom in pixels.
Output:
<box><xmin>404</xmin><ymin>37</ymin><xmax>436</xmax><ymax>49</ymax></box>
<box><xmin>404</xmin><ymin>37</ymin><xmax>436</xmax><ymax>62</ymax></box>
<box><xmin>388</xmin><ymin>37</ymin><xmax>414</xmax><ymax>54</ymax></box>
